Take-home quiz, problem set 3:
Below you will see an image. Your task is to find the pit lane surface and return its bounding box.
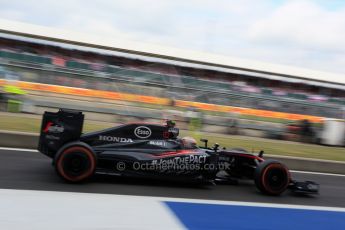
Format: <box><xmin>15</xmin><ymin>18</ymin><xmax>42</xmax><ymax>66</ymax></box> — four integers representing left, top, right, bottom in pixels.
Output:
<box><xmin>1</xmin><ymin>149</ymin><xmax>345</xmax><ymax>208</ymax></box>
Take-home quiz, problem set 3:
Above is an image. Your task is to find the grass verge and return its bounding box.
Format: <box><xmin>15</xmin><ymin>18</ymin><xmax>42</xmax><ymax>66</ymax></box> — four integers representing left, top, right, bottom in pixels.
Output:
<box><xmin>181</xmin><ymin>131</ymin><xmax>345</xmax><ymax>162</ymax></box>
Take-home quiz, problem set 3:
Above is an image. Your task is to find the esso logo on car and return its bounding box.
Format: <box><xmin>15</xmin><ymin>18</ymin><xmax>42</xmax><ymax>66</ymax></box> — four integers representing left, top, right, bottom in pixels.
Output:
<box><xmin>134</xmin><ymin>126</ymin><xmax>152</xmax><ymax>139</ymax></box>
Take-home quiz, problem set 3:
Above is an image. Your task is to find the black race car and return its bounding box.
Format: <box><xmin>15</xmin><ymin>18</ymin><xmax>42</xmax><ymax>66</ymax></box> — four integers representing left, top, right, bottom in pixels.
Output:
<box><xmin>38</xmin><ymin>109</ymin><xmax>319</xmax><ymax>196</ymax></box>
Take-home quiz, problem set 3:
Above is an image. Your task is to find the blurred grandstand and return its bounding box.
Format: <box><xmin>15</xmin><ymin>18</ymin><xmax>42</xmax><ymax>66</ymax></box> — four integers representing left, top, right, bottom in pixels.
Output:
<box><xmin>0</xmin><ymin>20</ymin><xmax>345</xmax><ymax>142</ymax></box>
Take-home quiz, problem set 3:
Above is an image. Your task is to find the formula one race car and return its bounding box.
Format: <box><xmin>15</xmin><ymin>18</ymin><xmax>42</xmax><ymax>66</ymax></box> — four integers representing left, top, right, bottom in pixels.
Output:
<box><xmin>38</xmin><ymin>109</ymin><xmax>319</xmax><ymax>196</ymax></box>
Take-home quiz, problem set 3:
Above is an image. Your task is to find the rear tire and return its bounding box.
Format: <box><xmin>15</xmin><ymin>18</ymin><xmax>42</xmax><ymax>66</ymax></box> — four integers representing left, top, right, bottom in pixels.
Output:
<box><xmin>254</xmin><ymin>160</ymin><xmax>290</xmax><ymax>195</ymax></box>
<box><xmin>54</xmin><ymin>143</ymin><xmax>96</xmax><ymax>183</ymax></box>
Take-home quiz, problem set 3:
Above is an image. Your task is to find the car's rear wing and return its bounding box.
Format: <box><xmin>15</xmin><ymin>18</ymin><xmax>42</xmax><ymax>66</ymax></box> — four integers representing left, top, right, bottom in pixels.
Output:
<box><xmin>38</xmin><ymin>109</ymin><xmax>84</xmax><ymax>157</ymax></box>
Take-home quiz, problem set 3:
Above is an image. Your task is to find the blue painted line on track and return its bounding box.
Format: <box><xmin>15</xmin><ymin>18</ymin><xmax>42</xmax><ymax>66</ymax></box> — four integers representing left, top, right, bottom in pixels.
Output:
<box><xmin>165</xmin><ymin>201</ymin><xmax>345</xmax><ymax>230</ymax></box>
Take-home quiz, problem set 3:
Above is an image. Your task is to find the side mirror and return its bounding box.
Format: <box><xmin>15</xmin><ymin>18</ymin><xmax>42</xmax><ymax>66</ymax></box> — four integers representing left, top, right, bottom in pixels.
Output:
<box><xmin>258</xmin><ymin>150</ymin><xmax>264</xmax><ymax>158</ymax></box>
<box><xmin>200</xmin><ymin>138</ymin><xmax>208</xmax><ymax>148</ymax></box>
<box><xmin>213</xmin><ymin>143</ymin><xmax>220</xmax><ymax>151</ymax></box>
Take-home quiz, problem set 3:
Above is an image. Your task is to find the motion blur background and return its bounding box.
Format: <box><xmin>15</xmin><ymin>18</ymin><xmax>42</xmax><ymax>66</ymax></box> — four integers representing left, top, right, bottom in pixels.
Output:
<box><xmin>1</xmin><ymin>2</ymin><xmax>345</xmax><ymax>230</ymax></box>
<box><xmin>0</xmin><ymin>0</ymin><xmax>345</xmax><ymax>149</ymax></box>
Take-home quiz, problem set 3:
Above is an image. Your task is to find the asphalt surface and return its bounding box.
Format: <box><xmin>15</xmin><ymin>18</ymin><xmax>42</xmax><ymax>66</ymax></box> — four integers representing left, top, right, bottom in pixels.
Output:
<box><xmin>0</xmin><ymin>149</ymin><xmax>345</xmax><ymax>208</ymax></box>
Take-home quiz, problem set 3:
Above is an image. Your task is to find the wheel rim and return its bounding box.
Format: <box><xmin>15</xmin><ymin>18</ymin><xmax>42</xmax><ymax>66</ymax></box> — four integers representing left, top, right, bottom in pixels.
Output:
<box><xmin>62</xmin><ymin>152</ymin><xmax>90</xmax><ymax>177</ymax></box>
<box><xmin>264</xmin><ymin>167</ymin><xmax>289</xmax><ymax>192</ymax></box>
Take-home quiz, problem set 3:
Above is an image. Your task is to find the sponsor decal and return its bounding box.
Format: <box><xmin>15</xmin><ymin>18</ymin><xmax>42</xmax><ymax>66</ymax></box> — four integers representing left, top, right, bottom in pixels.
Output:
<box><xmin>219</xmin><ymin>156</ymin><xmax>231</xmax><ymax>161</ymax></box>
<box><xmin>43</xmin><ymin>122</ymin><xmax>64</xmax><ymax>133</ymax></box>
<box><xmin>219</xmin><ymin>156</ymin><xmax>235</xmax><ymax>168</ymax></box>
<box><xmin>151</xmin><ymin>155</ymin><xmax>207</xmax><ymax>165</ymax></box>
<box><xmin>163</xmin><ymin>128</ymin><xmax>179</xmax><ymax>139</ymax></box>
<box><xmin>45</xmin><ymin>135</ymin><xmax>60</xmax><ymax>140</ymax></box>
<box><xmin>134</xmin><ymin>126</ymin><xmax>152</xmax><ymax>139</ymax></box>
<box><xmin>168</xmin><ymin>128</ymin><xmax>179</xmax><ymax>134</ymax></box>
<box><xmin>149</xmin><ymin>140</ymin><xmax>167</xmax><ymax>147</ymax></box>
<box><xmin>168</xmin><ymin>128</ymin><xmax>179</xmax><ymax>138</ymax></box>
<box><xmin>99</xmin><ymin>135</ymin><xmax>133</xmax><ymax>143</ymax></box>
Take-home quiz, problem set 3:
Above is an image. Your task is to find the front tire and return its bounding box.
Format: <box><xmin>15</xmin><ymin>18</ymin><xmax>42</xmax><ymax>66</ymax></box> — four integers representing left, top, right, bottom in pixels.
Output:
<box><xmin>254</xmin><ymin>160</ymin><xmax>290</xmax><ymax>195</ymax></box>
<box><xmin>54</xmin><ymin>143</ymin><xmax>96</xmax><ymax>183</ymax></box>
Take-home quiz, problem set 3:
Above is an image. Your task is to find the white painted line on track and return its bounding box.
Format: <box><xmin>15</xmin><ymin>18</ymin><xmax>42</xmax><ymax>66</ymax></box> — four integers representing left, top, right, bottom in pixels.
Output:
<box><xmin>1</xmin><ymin>188</ymin><xmax>345</xmax><ymax>213</ymax></box>
<box><xmin>0</xmin><ymin>147</ymin><xmax>38</xmax><ymax>152</ymax></box>
<box><xmin>291</xmin><ymin>170</ymin><xmax>345</xmax><ymax>177</ymax></box>
<box><xmin>1</xmin><ymin>147</ymin><xmax>344</xmax><ymax>176</ymax></box>
<box><xmin>266</xmin><ymin>154</ymin><xmax>345</xmax><ymax>164</ymax></box>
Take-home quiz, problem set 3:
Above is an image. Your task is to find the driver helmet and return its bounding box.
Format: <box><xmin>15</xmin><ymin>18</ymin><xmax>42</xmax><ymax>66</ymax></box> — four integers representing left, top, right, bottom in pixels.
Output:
<box><xmin>181</xmin><ymin>136</ymin><xmax>197</xmax><ymax>149</ymax></box>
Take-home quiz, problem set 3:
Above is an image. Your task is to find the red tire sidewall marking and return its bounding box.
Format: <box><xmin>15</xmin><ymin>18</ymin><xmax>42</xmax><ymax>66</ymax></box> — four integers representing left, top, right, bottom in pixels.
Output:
<box><xmin>56</xmin><ymin>146</ymin><xmax>96</xmax><ymax>182</ymax></box>
<box><xmin>261</xmin><ymin>163</ymin><xmax>290</xmax><ymax>194</ymax></box>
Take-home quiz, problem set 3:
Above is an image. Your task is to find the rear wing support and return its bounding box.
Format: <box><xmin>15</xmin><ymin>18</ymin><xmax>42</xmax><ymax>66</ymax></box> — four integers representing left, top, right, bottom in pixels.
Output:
<box><xmin>38</xmin><ymin>109</ymin><xmax>84</xmax><ymax>158</ymax></box>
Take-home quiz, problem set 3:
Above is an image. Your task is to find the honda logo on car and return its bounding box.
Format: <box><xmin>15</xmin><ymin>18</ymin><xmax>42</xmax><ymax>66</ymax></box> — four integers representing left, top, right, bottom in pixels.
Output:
<box><xmin>134</xmin><ymin>126</ymin><xmax>151</xmax><ymax>139</ymax></box>
<box><xmin>99</xmin><ymin>135</ymin><xmax>133</xmax><ymax>143</ymax></box>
